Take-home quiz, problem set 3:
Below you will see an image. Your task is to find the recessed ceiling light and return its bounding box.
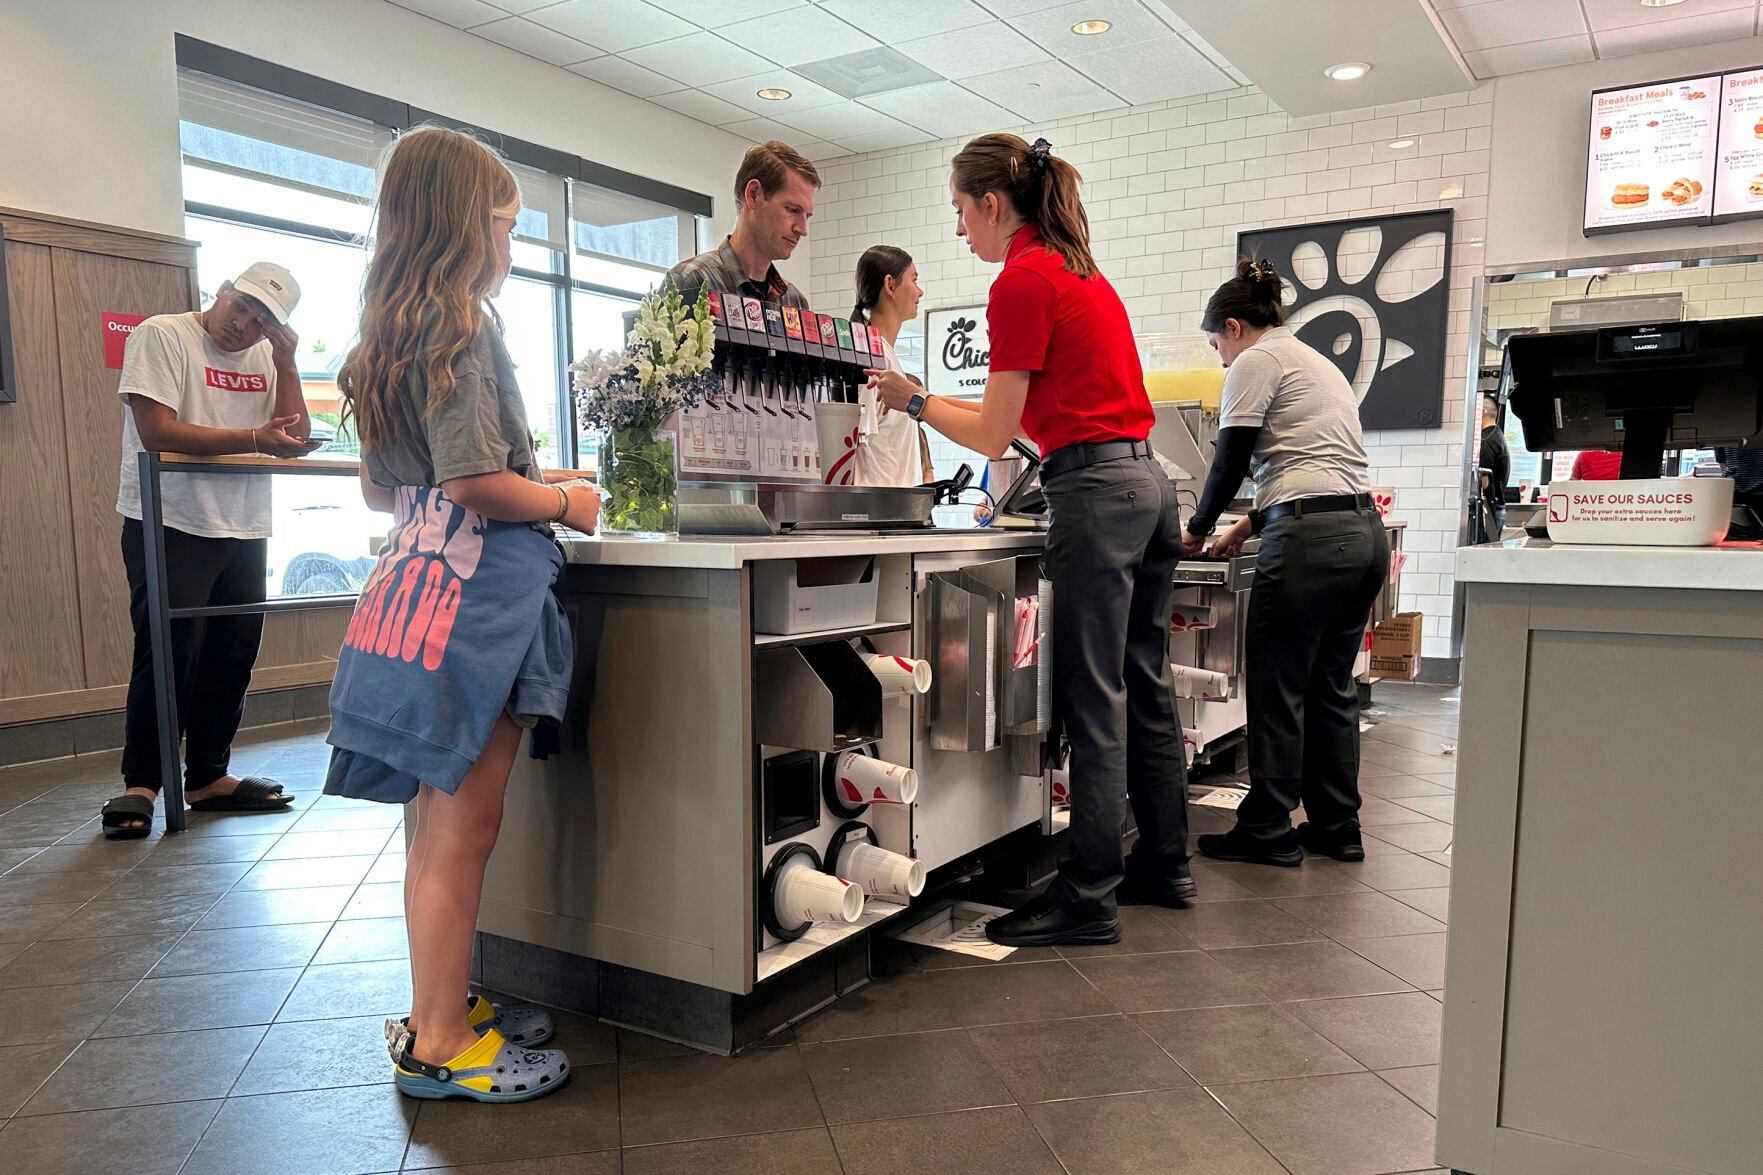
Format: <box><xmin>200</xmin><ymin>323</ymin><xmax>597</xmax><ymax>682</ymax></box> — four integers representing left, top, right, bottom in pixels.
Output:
<box><xmin>756</xmin><ymin>87</ymin><xmax>791</xmax><ymax>101</ymax></box>
<box><xmin>1639</xmin><ymin>0</ymin><xmax>1688</xmax><ymax>7</ymax></box>
<box><xmin>1072</xmin><ymin>19</ymin><xmax>1111</xmax><ymax>35</ymax></box>
<box><xmin>1389</xmin><ymin>139</ymin><xmax>1415</xmax><ymax>150</ymax></box>
<box><xmin>1325</xmin><ymin>62</ymin><xmax>1371</xmax><ymax>82</ymax></box>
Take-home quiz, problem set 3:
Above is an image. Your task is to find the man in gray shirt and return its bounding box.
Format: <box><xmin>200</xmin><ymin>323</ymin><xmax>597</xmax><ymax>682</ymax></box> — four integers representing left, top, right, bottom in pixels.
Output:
<box><xmin>666</xmin><ymin>140</ymin><xmax>817</xmax><ymax>309</ymax></box>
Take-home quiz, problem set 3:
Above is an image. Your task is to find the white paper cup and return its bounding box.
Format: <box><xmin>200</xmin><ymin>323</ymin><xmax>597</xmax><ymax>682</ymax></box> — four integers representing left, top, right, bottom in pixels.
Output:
<box><xmin>835</xmin><ymin>840</ymin><xmax>926</xmax><ymax>899</ymax></box>
<box><xmin>835</xmin><ymin>751</ymin><xmax>919</xmax><ymax>807</ymax></box>
<box><xmin>815</xmin><ymin>402</ymin><xmax>862</xmax><ymax>485</ymax></box>
<box><xmin>862</xmin><ymin>653</ymin><xmax>932</xmax><ymax>697</ymax></box>
<box><xmin>774</xmin><ymin>855</ymin><xmax>863</xmax><ymax>926</ymax></box>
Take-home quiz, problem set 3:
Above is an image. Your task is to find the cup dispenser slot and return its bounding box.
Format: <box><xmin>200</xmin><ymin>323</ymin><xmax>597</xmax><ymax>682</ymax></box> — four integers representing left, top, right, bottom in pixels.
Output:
<box><xmin>754</xmin><ymin>640</ymin><xmax>882</xmax><ymax>752</ymax></box>
<box><xmin>928</xmin><ymin>554</ymin><xmax>1048</xmax><ymax>754</ymax></box>
<box><xmin>762</xmin><ymin>750</ymin><xmax>820</xmax><ymax>845</ymax></box>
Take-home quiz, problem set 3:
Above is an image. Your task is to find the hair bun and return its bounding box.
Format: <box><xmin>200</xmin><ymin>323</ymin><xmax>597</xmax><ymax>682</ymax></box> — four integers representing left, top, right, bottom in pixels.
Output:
<box><xmin>1236</xmin><ymin>258</ymin><xmax>1283</xmax><ymax>306</ymax></box>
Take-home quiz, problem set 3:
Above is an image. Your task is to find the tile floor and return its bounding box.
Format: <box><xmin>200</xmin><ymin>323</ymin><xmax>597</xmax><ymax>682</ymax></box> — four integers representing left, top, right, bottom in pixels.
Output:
<box><xmin>0</xmin><ymin>685</ymin><xmax>1459</xmax><ymax>1174</ymax></box>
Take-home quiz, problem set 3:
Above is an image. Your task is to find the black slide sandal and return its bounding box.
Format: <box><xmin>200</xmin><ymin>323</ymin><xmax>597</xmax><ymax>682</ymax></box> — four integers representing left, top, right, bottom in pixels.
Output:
<box><xmin>188</xmin><ymin>776</ymin><xmax>296</xmax><ymax>813</ymax></box>
<box><xmin>101</xmin><ymin>794</ymin><xmax>156</xmax><ymax>839</ymax></box>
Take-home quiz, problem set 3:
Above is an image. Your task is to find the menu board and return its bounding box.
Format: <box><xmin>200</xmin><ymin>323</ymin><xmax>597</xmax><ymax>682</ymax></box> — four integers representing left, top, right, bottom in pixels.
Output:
<box><xmin>1584</xmin><ymin>74</ymin><xmax>1719</xmax><ymax>234</ymax></box>
<box><xmin>1714</xmin><ymin>67</ymin><xmax>1763</xmax><ymax>221</ymax></box>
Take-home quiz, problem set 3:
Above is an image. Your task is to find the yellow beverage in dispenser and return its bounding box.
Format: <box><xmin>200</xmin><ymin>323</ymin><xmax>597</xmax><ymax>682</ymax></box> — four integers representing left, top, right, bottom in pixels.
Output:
<box><xmin>1144</xmin><ymin>367</ymin><xmax>1225</xmax><ymax>411</ymax></box>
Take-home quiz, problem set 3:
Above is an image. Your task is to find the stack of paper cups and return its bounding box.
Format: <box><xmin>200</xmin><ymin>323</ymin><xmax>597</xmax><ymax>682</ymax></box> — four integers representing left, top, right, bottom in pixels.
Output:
<box><xmin>862</xmin><ymin>653</ymin><xmax>932</xmax><ymax>697</ymax></box>
<box><xmin>774</xmin><ymin>853</ymin><xmax>863</xmax><ymax>927</ymax></box>
<box><xmin>1171</xmin><ymin>663</ymin><xmax>1230</xmax><ymax>699</ymax></box>
<box><xmin>834</xmin><ymin>840</ymin><xmax>925</xmax><ymax>899</ymax></box>
<box><xmin>835</xmin><ymin>751</ymin><xmax>919</xmax><ymax>807</ymax></box>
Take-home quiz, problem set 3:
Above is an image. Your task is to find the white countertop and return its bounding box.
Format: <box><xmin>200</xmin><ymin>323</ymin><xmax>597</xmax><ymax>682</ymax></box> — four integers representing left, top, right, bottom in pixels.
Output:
<box><xmin>557</xmin><ymin>527</ymin><xmax>1046</xmax><ymax>570</ymax></box>
<box><xmin>1457</xmin><ymin>538</ymin><xmax>1763</xmax><ymax>592</ymax></box>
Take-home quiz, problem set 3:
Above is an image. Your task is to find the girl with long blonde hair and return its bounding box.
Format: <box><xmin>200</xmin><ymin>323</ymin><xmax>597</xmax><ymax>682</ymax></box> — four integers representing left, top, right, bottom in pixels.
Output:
<box><xmin>331</xmin><ymin>126</ymin><xmax>597</xmax><ymax>1102</ymax></box>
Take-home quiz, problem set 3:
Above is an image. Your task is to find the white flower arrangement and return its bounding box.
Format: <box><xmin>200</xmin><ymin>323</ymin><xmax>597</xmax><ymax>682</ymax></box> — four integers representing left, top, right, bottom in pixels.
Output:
<box><xmin>572</xmin><ymin>283</ymin><xmax>718</xmax><ymax>432</ymax></box>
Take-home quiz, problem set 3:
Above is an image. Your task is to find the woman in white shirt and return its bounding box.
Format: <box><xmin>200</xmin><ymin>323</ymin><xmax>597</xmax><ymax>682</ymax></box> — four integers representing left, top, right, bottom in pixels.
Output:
<box><xmin>851</xmin><ymin>246</ymin><xmax>930</xmax><ymax>486</ymax></box>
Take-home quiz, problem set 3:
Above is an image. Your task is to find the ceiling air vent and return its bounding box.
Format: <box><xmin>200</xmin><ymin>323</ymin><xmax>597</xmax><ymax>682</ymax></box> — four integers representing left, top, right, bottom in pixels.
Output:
<box><xmin>794</xmin><ymin>47</ymin><xmax>943</xmax><ymax>99</ymax></box>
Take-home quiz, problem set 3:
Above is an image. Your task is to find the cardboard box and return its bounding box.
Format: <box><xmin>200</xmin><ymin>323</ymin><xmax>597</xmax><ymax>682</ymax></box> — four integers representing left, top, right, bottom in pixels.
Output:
<box><xmin>1370</xmin><ymin>612</ymin><xmax>1423</xmax><ymax>679</ymax></box>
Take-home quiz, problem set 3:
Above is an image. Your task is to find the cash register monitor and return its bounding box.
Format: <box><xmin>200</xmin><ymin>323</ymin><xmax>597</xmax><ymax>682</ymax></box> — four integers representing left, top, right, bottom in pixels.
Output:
<box><xmin>993</xmin><ymin>439</ymin><xmax>1045</xmax><ymax>519</ymax></box>
<box><xmin>1506</xmin><ymin>317</ymin><xmax>1763</xmax><ymax>480</ymax></box>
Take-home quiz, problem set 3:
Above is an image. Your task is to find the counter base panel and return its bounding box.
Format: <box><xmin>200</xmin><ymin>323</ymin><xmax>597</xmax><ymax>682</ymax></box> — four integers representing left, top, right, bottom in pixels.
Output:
<box><xmin>478</xmin><ymin>929</ymin><xmax>869</xmax><ymax>1057</ymax></box>
<box><xmin>1438</xmin><ymin>580</ymin><xmax>1763</xmax><ymax>1175</ymax></box>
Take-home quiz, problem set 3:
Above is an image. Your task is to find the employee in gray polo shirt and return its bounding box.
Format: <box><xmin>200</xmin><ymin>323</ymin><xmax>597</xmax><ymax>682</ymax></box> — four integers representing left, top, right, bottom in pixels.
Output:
<box><xmin>1181</xmin><ymin>260</ymin><xmax>1390</xmax><ymax>867</ymax></box>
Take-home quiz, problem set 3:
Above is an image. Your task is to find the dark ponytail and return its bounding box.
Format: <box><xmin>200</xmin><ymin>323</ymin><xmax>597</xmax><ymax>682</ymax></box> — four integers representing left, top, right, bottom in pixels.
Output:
<box><xmin>852</xmin><ymin>245</ymin><xmax>913</xmax><ymax>324</ymax></box>
<box><xmin>1201</xmin><ymin>258</ymin><xmax>1285</xmax><ymax>333</ymax></box>
<box><xmin>951</xmin><ymin>134</ymin><xmax>1096</xmax><ymax>279</ymax></box>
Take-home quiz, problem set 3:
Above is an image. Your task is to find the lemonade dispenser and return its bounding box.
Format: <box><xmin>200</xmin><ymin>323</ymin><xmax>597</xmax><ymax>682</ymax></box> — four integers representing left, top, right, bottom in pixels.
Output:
<box><xmin>1137</xmin><ymin>332</ymin><xmax>1225</xmax><ymax>412</ymax></box>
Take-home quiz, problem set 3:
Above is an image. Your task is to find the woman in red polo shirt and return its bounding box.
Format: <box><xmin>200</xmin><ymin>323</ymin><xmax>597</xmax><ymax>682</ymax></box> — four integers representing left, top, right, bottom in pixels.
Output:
<box><xmin>868</xmin><ymin>134</ymin><xmax>1192</xmax><ymax>948</ymax></box>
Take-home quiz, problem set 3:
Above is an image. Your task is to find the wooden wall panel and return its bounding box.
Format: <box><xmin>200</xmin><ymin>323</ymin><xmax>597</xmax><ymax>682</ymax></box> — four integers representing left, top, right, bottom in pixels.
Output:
<box><xmin>50</xmin><ymin>249</ymin><xmax>191</xmax><ymax>689</ymax></box>
<box><xmin>0</xmin><ymin>241</ymin><xmax>85</xmax><ymax>699</ymax></box>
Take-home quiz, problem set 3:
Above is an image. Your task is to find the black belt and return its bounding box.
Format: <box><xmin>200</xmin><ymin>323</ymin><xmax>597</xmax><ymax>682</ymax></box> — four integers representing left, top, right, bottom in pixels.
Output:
<box><xmin>1041</xmin><ymin>438</ymin><xmax>1154</xmax><ymax>482</ymax></box>
<box><xmin>1254</xmin><ymin>493</ymin><xmax>1374</xmax><ymax>530</ymax></box>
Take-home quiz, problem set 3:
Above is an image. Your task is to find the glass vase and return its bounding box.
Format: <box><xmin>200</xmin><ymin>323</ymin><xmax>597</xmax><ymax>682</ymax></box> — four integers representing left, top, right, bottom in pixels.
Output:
<box><xmin>602</xmin><ymin>425</ymin><xmax>678</xmax><ymax>539</ymax></box>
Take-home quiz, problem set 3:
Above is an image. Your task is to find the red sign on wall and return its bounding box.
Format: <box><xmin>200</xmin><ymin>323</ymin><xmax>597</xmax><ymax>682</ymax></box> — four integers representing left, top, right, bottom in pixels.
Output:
<box><xmin>101</xmin><ymin>312</ymin><xmax>149</xmax><ymax>369</ymax></box>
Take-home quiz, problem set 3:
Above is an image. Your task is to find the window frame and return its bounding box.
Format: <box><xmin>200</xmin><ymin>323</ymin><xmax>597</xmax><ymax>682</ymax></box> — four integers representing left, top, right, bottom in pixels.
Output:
<box><xmin>173</xmin><ymin>36</ymin><xmax>712</xmax><ymax>469</ymax></box>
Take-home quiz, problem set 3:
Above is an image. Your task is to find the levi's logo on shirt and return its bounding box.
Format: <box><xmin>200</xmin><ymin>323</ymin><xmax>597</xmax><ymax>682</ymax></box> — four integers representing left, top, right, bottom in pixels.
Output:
<box><xmin>205</xmin><ymin>367</ymin><xmax>269</xmax><ymax>393</ymax></box>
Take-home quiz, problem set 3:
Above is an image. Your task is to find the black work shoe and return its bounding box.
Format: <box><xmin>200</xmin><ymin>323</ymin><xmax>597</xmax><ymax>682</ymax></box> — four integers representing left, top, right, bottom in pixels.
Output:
<box><xmin>984</xmin><ymin>896</ymin><xmax>1120</xmax><ymax>947</ymax></box>
<box><xmin>1297</xmin><ymin>821</ymin><xmax>1365</xmax><ymax>862</ymax></box>
<box><xmin>1117</xmin><ymin>863</ymin><xmax>1198</xmax><ymax>908</ymax></box>
<box><xmin>1196</xmin><ymin>826</ymin><xmax>1304</xmax><ymax>867</ymax></box>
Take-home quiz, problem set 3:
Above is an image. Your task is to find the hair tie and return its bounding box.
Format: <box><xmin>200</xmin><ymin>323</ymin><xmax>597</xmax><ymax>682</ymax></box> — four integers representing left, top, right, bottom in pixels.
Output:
<box><xmin>1250</xmin><ymin>259</ymin><xmax>1276</xmax><ymax>281</ymax></box>
<box><xmin>1027</xmin><ymin>138</ymin><xmax>1053</xmax><ymax>172</ymax></box>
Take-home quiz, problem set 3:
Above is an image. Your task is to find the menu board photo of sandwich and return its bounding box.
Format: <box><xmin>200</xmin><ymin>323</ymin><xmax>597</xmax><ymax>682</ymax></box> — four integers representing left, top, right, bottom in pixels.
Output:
<box><xmin>1585</xmin><ymin>74</ymin><xmax>1719</xmax><ymax>234</ymax></box>
<box><xmin>1714</xmin><ymin>66</ymin><xmax>1763</xmax><ymax>222</ymax></box>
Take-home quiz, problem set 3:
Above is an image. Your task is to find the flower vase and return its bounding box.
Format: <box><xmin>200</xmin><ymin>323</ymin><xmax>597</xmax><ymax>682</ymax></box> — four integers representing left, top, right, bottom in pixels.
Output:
<box><xmin>602</xmin><ymin>425</ymin><xmax>678</xmax><ymax>539</ymax></box>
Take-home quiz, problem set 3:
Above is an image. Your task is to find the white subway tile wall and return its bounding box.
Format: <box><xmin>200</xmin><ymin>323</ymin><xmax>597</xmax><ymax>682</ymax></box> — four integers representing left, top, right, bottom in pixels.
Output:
<box><xmin>1484</xmin><ymin>261</ymin><xmax>1763</xmax><ymax>333</ymax></box>
<box><xmin>807</xmin><ymin>84</ymin><xmax>1494</xmax><ymax>658</ymax></box>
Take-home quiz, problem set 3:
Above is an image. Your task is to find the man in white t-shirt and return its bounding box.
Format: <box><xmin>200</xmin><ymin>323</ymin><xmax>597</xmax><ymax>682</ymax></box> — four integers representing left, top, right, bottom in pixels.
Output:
<box><xmin>102</xmin><ymin>262</ymin><xmax>321</xmax><ymax>838</ymax></box>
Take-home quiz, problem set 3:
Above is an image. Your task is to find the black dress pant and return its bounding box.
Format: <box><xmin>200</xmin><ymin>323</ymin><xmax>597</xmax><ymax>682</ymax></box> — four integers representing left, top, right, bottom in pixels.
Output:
<box><xmin>120</xmin><ymin>518</ymin><xmax>267</xmax><ymax>794</ymax></box>
<box><xmin>1042</xmin><ymin>455</ymin><xmax>1190</xmax><ymax>920</ymax></box>
<box><xmin>1235</xmin><ymin>507</ymin><xmax>1389</xmax><ymax>841</ymax></box>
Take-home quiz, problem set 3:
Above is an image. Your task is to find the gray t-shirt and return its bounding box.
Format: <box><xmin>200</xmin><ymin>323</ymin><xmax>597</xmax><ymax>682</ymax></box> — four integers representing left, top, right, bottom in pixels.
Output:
<box><xmin>1219</xmin><ymin>326</ymin><xmax>1371</xmax><ymax>511</ymax></box>
<box><xmin>363</xmin><ymin>321</ymin><xmax>542</xmax><ymax>491</ymax></box>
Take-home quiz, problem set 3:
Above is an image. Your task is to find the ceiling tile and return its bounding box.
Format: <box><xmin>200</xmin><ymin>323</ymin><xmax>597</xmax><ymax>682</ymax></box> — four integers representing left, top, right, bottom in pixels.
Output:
<box><xmin>1012</xmin><ymin>0</ymin><xmax>1178</xmax><ymax>56</ymax></box>
<box><xmin>390</xmin><ymin>0</ymin><xmax>506</xmax><ymax>28</ymax></box>
<box><xmin>468</xmin><ymin>16</ymin><xmax>602</xmax><ymax>64</ymax></box>
<box><xmin>777</xmin><ymin>101</ymin><xmax>915</xmax><ymax>141</ymax></box>
<box><xmin>1439</xmin><ymin>0</ymin><xmax>1587</xmax><ymax>53</ymax></box>
<box><xmin>482</xmin><ymin>0</ymin><xmax>561</xmax><ymax>12</ymax></box>
<box><xmin>1461</xmin><ymin>34</ymin><xmax>1594</xmax><ymax>78</ymax></box>
<box><xmin>527</xmin><ymin>0</ymin><xmax>696</xmax><ymax>52</ymax></box>
<box><xmin>642</xmin><ymin>0</ymin><xmax>807</xmax><ymax>27</ymax></box>
<box><xmin>974</xmin><ymin>0</ymin><xmax>1070</xmax><ymax>15</ymax></box>
<box><xmin>718</xmin><ymin>6</ymin><xmax>883</xmax><ymax>66</ymax></box>
<box><xmin>566</xmin><ymin>55</ymin><xmax>682</xmax><ymax>98</ymax></box>
<box><xmin>802</xmin><ymin>140</ymin><xmax>854</xmax><ymax>161</ymax></box>
<box><xmin>820</xmin><ymin>0</ymin><xmax>995</xmax><ymax>42</ymax></box>
<box><xmin>897</xmin><ymin>21</ymin><xmax>1051</xmax><ymax>80</ymax></box>
<box><xmin>649</xmin><ymin>87</ymin><xmax>754</xmax><ymax>124</ymax></box>
<box><xmin>703</xmin><ymin>68</ymin><xmax>848</xmax><ymax>116</ymax></box>
<box><xmin>962</xmin><ymin>59</ymin><xmax>1127</xmax><ymax>121</ymax></box>
<box><xmin>1594</xmin><ymin>7</ymin><xmax>1757</xmax><ymax>55</ymax></box>
<box><xmin>721</xmin><ymin>115</ymin><xmax>811</xmax><ymax>141</ymax></box>
<box><xmin>861</xmin><ymin>80</ymin><xmax>1023</xmax><ymax>139</ymax></box>
<box><xmin>1580</xmin><ymin>0</ymin><xmax>1751</xmax><ymax>30</ymax></box>
<box><xmin>623</xmin><ymin>31</ymin><xmax>776</xmax><ymax>84</ymax></box>
<box><xmin>838</xmin><ymin>125</ymin><xmax>937</xmax><ymax>153</ymax></box>
<box><xmin>1067</xmin><ymin>32</ymin><xmax>1233</xmax><ymax>105</ymax></box>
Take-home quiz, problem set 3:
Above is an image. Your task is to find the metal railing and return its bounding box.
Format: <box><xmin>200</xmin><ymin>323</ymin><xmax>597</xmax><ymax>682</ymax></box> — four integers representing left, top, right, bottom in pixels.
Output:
<box><xmin>138</xmin><ymin>451</ymin><xmax>362</xmax><ymax>832</ymax></box>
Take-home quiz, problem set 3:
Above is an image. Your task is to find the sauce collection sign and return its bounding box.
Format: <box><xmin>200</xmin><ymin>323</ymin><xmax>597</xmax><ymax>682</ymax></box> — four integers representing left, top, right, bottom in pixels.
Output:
<box><xmin>924</xmin><ymin>305</ymin><xmax>990</xmax><ymax>397</ymax></box>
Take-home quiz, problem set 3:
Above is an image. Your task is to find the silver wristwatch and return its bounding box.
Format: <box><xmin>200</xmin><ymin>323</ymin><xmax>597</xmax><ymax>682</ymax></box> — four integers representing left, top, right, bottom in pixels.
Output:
<box><xmin>905</xmin><ymin>392</ymin><xmax>927</xmax><ymax>420</ymax></box>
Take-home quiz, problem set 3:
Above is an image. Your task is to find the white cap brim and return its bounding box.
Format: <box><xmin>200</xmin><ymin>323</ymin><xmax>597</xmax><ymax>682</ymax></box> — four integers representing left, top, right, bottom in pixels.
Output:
<box><xmin>232</xmin><ymin>278</ymin><xmax>294</xmax><ymax>325</ymax></box>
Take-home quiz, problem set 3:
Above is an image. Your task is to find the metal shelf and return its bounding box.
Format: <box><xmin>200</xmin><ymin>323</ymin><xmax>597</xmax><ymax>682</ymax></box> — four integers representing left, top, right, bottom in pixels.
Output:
<box><xmin>754</xmin><ymin>620</ymin><xmax>910</xmax><ymax>649</ymax></box>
